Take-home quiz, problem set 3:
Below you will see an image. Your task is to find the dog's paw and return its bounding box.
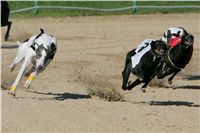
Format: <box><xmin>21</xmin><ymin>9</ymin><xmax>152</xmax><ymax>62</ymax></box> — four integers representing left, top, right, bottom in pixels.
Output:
<box><xmin>128</xmin><ymin>81</ymin><xmax>131</xmax><ymax>85</ymax></box>
<box><xmin>168</xmin><ymin>80</ymin><xmax>173</xmax><ymax>85</ymax></box>
<box><xmin>10</xmin><ymin>64</ymin><xmax>15</xmax><ymax>72</ymax></box>
<box><xmin>122</xmin><ymin>86</ymin><xmax>127</xmax><ymax>91</ymax></box>
<box><xmin>8</xmin><ymin>86</ymin><xmax>16</xmax><ymax>96</ymax></box>
<box><xmin>24</xmin><ymin>80</ymin><xmax>32</xmax><ymax>89</ymax></box>
<box><xmin>8</xmin><ymin>91</ymin><xmax>16</xmax><ymax>97</ymax></box>
<box><xmin>141</xmin><ymin>88</ymin><xmax>146</xmax><ymax>93</ymax></box>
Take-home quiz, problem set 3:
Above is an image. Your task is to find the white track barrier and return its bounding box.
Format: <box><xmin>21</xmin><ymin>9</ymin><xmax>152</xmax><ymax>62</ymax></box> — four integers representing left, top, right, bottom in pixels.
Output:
<box><xmin>10</xmin><ymin>5</ymin><xmax>200</xmax><ymax>14</ymax></box>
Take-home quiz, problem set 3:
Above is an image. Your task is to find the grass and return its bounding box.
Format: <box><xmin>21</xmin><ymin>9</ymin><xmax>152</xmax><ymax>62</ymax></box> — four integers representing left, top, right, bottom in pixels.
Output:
<box><xmin>9</xmin><ymin>1</ymin><xmax>132</xmax><ymax>18</ymax></box>
<box><xmin>8</xmin><ymin>1</ymin><xmax>200</xmax><ymax>18</ymax></box>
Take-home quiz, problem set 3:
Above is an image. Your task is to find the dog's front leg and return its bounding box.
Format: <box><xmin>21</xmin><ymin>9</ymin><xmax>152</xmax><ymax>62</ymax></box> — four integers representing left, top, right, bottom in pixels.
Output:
<box><xmin>9</xmin><ymin>59</ymin><xmax>31</xmax><ymax>96</ymax></box>
<box><xmin>24</xmin><ymin>71</ymin><xmax>38</xmax><ymax>89</ymax></box>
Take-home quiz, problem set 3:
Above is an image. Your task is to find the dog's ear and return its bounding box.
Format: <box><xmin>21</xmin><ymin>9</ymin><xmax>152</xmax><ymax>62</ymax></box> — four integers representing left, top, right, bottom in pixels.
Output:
<box><xmin>16</xmin><ymin>41</ymin><xmax>21</xmax><ymax>46</ymax></box>
<box><xmin>190</xmin><ymin>34</ymin><xmax>194</xmax><ymax>41</ymax></box>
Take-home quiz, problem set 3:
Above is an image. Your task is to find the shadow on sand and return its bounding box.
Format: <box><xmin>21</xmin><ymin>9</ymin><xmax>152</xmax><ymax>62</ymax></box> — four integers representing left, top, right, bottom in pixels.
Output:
<box><xmin>22</xmin><ymin>90</ymin><xmax>91</xmax><ymax>101</ymax></box>
<box><xmin>1</xmin><ymin>44</ymin><xmax>18</xmax><ymax>49</ymax></box>
<box><xmin>173</xmin><ymin>85</ymin><xmax>200</xmax><ymax>90</ymax></box>
<box><xmin>149</xmin><ymin>100</ymin><xmax>200</xmax><ymax>107</ymax></box>
<box><xmin>133</xmin><ymin>100</ymin><xmax>200</xmax><ymax>107</ymax></box>
<box><xmin>183</xmin><ymin>75</ymin><xmax>200</xmax><ymax>81</ymax></box>
<box><xmin>172</xmin><ymin>75</ymin><xmax>200</xmax><ymax>90</ymax></box>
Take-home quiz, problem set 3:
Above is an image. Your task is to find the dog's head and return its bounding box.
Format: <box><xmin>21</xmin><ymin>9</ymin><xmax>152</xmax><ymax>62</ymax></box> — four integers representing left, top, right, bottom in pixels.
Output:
<box><xmin>151</xmin><ymin>40</ymin><xmax>167</xmax><ymax>57</ymax></box>
<box><xmin>35</xmin><ymin>44</ymin><xmax>51</xmax><ymax>72</ymax></box>
<box><xmin>182</xmin><ymin>34</ymin><xmax>194</xmax><ymax>48</ymax></box>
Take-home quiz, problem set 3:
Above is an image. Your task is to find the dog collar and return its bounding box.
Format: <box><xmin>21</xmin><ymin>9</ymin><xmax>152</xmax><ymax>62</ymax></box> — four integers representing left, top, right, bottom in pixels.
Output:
<box><xmin>167</xmin><ymin>48</ymin><xmax>182</xmax><ymax>70</ymax></box>
<box><xmin>30</xmin><ymin>42</ymin><xmax>40</xmax><ymax>51</ymax></box>
<box><xmin>30</xmin><ymin>31</ymin><xmax>43</xmax><ymax>51</ymax></box>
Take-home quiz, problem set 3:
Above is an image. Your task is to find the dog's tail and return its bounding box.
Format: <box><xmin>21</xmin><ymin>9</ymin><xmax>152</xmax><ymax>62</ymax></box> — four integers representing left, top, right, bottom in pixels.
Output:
<box><xmin>16</xmin><ymin>41</ymin><xmax>21</xmax><ymax>46</ymax></box>
<box><xmin>35</xmin><ymin>28</ymin><xmax>45</xmax><ymax>39</ymax></box>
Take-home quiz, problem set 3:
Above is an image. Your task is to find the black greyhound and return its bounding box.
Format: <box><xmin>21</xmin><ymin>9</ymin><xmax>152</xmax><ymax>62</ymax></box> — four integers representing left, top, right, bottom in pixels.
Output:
<box><xmin>122</xmin><ymin>39</ymin><xmax>167</xmax><ymax>92</ymax></box>
<box><xmin>157</xmin><ymin>34</ymin><xmax>194</xmax><ymax>84</ymax></box>
<box><xmin>1</xmin><ymin>1</ymin><xmax>12</xmax><ymax>41</ymax></box>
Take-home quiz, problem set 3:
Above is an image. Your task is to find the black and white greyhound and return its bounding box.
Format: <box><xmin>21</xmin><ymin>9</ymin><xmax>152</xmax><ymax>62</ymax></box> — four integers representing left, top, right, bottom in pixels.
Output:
<box><xmin>9</xmin><ymin>29</ymin><xmax>57</xmax><ymax>96</ymax></box>
<box><xmin>122</xmin><ymin>39</ymin><xmax>167</xmax><ymax>92</ymax></box>
<box><xmin>157</xmin><ymin>27</ymin><xmax>194</xmax><ymax>84</ymax></box>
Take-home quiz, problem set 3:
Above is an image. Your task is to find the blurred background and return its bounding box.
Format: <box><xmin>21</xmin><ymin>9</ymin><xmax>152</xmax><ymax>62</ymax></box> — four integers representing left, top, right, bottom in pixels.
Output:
<box><xmin>8</xmin><ymin>1</ymin><xmax>200</xmax><ymax>17</ymax></box>
<box><xmin>2</xmin><ymin>1</ymin><xmax>199</xmax><ymax>42</ymax></box>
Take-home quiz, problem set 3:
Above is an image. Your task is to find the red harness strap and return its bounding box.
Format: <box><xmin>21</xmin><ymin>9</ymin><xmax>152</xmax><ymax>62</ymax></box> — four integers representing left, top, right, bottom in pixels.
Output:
<box><xmin>170</xmin><ymin>37</ymin><xmax>182</xmax><ymax>48</ymax></box>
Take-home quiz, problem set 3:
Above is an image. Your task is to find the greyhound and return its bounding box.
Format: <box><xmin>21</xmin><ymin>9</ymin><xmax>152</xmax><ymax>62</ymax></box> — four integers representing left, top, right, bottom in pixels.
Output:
<box><xmin>9</xmin><ymin>29</ymin><xmax>57</xmax><ymax>96</ymax></box>
<box><xmin>122</xmin><ymin>39</ymin><xmax>167</xmax><ymax>92</ymax></box>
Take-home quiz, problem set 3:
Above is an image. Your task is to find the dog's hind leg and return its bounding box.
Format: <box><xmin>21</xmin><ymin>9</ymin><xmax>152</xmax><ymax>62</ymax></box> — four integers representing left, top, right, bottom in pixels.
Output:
<box><xmin>127</xmin><ymin>78</ymin><xmax>142</xmax><ymax>91</ymax></box>
<box><xmin>168</xmin><ymin>70</ymin><xmax>180</xmax><ymax>85</ymax></box>
<box><xmin>141</xmin><ymin>80</ymin><xmax>150</xmax><ymax>93</ymax></box>
<box><xmin>141</xmin><ymin>69</ymin><xmax>159</xmax><ymax>93</ymax></box>
<box><xmin>157</xmin><ymin>62</ymin><xmax>173</xmax><ymax>79</ymax></box>
<box><xmin>10</xmin><ymin>58</ymin><xmax>23</xmax><ymax>72</ymax></box>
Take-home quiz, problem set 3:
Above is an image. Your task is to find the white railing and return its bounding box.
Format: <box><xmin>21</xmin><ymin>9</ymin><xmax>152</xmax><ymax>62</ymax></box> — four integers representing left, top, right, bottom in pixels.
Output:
<box><xmin>10</xmin><ymin>5</ymin><xmax>200</xmax><ymax>14</ymax></box>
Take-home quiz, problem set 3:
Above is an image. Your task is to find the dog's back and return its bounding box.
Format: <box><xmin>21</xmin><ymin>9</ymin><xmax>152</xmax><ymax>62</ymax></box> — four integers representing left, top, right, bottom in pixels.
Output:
<box><xmin>12</xmin><ymin>35</ymin><xmax>37</xmax><ymax>64</ymax></box>
<box><xmin>33</xmin><ymin>33</ymin><xmax>57</xmax><ymax>51</ymax></box>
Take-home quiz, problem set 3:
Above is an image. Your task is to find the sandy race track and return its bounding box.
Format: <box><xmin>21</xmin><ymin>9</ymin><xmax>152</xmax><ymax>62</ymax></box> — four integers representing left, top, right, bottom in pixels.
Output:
<box><xmin>1</xmin><ymin>13</ymin><xmax>200</xmax><ymax>132</ymax></box>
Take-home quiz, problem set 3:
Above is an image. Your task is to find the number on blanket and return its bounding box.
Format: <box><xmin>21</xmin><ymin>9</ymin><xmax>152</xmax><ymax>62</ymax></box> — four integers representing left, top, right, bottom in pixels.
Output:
<box><xmin>138</xmin><ymin>42</ymin><xmax>149</xmax><ymax>53</ymax></box>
